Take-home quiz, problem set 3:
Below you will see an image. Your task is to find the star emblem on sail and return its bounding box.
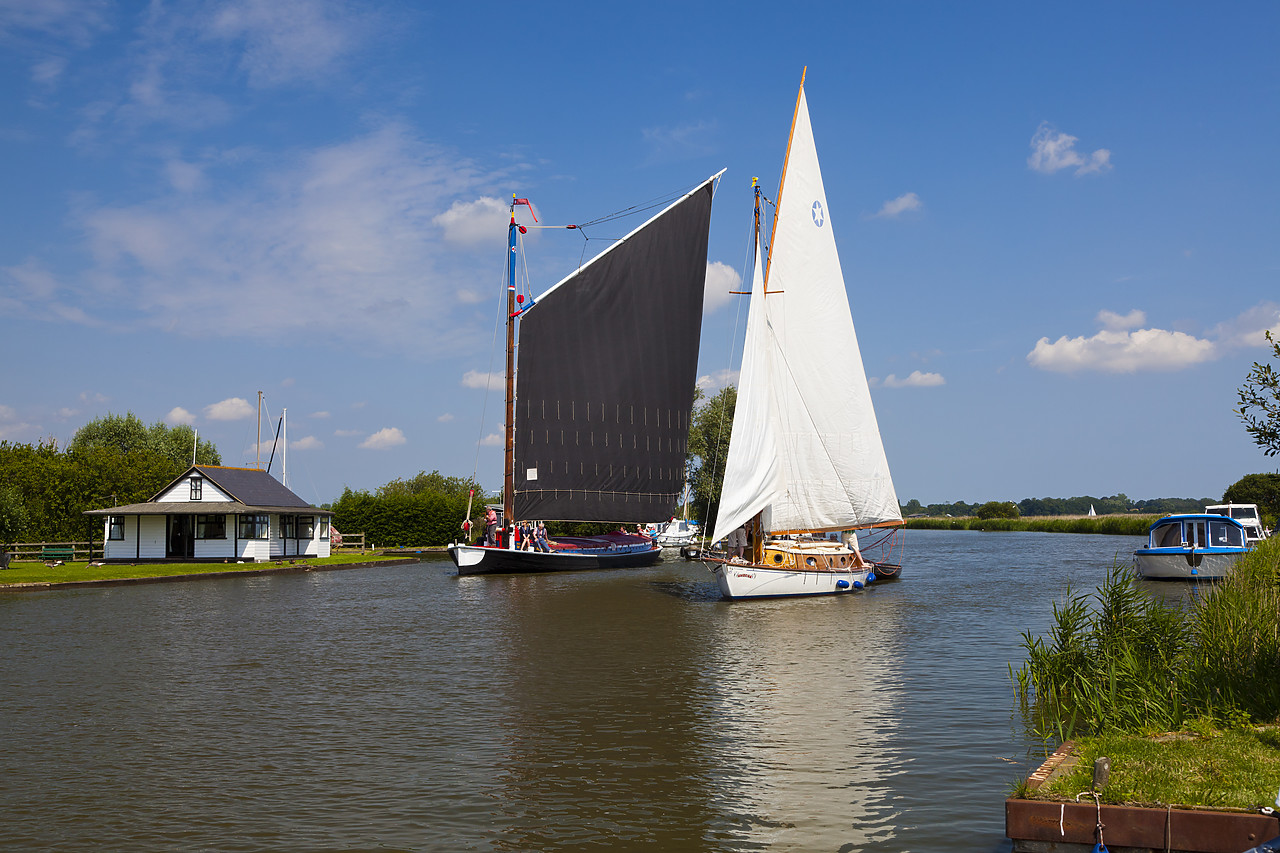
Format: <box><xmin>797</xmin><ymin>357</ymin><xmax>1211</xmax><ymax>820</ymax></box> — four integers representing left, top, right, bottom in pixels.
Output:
<box><xmin>812</xmin><ymin>200</ymin><xmax>825</xmax><ymax>227</ymax></box>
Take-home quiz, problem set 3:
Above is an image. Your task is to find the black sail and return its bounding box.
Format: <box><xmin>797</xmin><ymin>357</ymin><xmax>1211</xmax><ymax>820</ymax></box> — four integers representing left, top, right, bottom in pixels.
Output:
<box><xmin>513</xmin><ymin>177</ymin><xmax>716</xmax><ymax>522</ymax></box>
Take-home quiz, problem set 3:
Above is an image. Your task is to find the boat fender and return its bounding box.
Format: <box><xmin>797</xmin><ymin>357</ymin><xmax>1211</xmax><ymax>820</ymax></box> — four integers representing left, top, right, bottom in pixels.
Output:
<box><xmin>852</xmin><ymin>580</ymin><xmax>863</xmax><ymax>590</ymax></box>
<box><xmin>835</xmin><ymin>579</ymin><xmax>851</xmax><ymax>590</ymax></box>
<box><xmin>866</xmin><ymin>572</ymin><xmax>876</xmax><ymax>583</ymax></box>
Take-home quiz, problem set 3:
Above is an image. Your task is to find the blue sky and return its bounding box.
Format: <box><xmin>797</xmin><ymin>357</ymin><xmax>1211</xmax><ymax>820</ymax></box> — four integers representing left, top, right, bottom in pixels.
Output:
<box><xmin>2</xmin><ymin>1</ymin><xmax>1278</xmax><ymax>509</ymax></box>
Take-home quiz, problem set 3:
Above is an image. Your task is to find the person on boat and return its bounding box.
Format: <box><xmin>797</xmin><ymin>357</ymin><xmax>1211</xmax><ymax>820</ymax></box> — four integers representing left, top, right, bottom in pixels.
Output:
<box><xmin>841</xmin><ymin>530</ymin><xmax>867</xmax><ymax>567</ymax></box>
<box><xmin>484</xmin><ymin>507</ymin><xmax>498</xmax><ymax>546</ymax></box>
<box><xmin>731</xmin><ymin>526</ymin><xmax>747</xmax><ymax>560</ymax></box>
<box><xmin>534</xmin><ymin>522</ymin><xmax>551</xmax><ymax>552</ymax></box>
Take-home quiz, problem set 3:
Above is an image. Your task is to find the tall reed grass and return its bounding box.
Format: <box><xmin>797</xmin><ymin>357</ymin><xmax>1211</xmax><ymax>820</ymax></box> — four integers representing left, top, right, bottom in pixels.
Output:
<box><xmin>907</xmin><ymin>515</ymin><xmax>1156</xmax><ymax>535</ymax></box>
<box><xmin>1012</xmin><ymin>538</ymin><xmax>1280</xmax><ymax>740</ymax></box>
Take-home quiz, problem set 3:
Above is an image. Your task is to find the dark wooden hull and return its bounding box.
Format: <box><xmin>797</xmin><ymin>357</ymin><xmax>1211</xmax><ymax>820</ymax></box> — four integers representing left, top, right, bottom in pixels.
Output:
<box><xmin>448</xmin><ymin>543</ymin><xmax>662</xmax><ymax>576</ymax></box>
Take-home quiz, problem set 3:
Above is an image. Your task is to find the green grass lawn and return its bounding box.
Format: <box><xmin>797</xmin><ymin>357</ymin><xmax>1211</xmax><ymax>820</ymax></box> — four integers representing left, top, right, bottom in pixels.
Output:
<box><xmin>0</xmin><ymin>551</ymin><xmax>411</xmax><ymax>586</ymax></box>
<box><xmin>1023</xmin><ymin>725</ymin><xmax>1280</xmax><ymax>810</ymax></box>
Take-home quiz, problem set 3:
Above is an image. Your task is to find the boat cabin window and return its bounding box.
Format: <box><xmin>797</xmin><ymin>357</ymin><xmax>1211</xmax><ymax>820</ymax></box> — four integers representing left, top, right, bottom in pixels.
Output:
<box><xmin>1186</xmin><ymin>521</ymin><xmax>1206</xmax><ymax>547</ymax></box>
<box><xmin>1209</xmin><ymin>521</ymin><xmax>1243</xmax><ymax>547</ymax></box>
<box><xmin>1152</xmin><ymin>522</ymin><xmax>1183</xmax><ymax>548</ymax></box>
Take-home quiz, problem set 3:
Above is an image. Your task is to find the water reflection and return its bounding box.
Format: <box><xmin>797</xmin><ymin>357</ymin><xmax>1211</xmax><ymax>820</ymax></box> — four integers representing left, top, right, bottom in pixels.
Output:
<box><xmin>0</xmin><ymin>533</ymin><xmax>1148</xmax><ymax>852</ymax></box>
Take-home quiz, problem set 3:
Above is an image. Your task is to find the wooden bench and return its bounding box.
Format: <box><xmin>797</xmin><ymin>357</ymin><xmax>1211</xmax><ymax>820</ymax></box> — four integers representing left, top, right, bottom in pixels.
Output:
<box><xmin>40</xmin><ymin>546</ymin><xmax>75</xmax><ymax>562</ymax></box>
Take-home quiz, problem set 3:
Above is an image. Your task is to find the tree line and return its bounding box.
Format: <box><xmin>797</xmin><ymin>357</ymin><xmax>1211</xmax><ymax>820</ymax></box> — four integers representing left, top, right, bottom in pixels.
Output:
<box><xmin>0</xmin><ymin>413</ymin><xmax>220</xmax><ymax>544</ymax></box>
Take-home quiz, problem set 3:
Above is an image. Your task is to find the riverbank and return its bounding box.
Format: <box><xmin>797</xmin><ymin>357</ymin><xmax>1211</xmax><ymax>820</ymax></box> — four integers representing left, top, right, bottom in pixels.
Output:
<box><xmin>905</xmin><ymin>514</ymin><xmax>1158</xmax><ymax>535</ymax></box>
<box><xmin>0</xmin><ymin>552</ymin><xmax>414</xmax><ymax>590</ymax></box>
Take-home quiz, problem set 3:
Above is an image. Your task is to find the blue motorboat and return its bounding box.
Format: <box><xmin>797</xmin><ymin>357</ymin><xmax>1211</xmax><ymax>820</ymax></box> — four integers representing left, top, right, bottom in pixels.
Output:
<box><xmin>1133</xmin><ymin>513</ymin><xmax>1249</xmax><ymax>580</ymax></box>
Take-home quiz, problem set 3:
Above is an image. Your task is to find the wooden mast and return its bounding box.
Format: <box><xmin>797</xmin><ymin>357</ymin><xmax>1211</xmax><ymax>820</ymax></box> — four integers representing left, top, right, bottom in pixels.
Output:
<box><xmin>503</xmin><ymin>197</ymin><xmax>518</xmax><ymax>533</ymax></box>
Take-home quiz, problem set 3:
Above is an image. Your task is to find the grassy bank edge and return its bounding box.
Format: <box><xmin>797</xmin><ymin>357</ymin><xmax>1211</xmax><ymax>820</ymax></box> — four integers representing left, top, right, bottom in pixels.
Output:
<box><xmin>1013</xmin><ymin>725</ymin><xmax>1280</xmax><ymax>811</ymax></box>
<box><xmin>908</xmin><ymin>515</ymin><xmax>1159</xmax><ymax>535</ymax></box>
<box><xmin>0</xmin><ymin>551</ymin><xmax>413</xmax><ymax>587</ymax></box>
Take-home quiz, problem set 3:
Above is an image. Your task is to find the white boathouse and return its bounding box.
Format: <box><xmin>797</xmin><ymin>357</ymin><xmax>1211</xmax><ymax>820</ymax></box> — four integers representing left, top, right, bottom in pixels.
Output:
<box><xmin>86</xmin><ymin>465</ymin><xmax>334</xmax><ymax>563</ymax></box>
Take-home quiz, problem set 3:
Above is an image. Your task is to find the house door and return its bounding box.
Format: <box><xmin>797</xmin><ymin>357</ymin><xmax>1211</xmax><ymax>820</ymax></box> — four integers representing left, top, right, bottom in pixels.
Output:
<box><xmin>168</xmin><ymin>516</ymin><xmax>195</xmax><ymax>559</ymax></box>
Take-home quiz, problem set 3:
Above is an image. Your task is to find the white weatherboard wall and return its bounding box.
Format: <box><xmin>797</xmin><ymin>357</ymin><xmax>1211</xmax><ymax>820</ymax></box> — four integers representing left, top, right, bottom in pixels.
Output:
<box><xmin>159</xmin><ymin>474</ymin><xmax>232</xmax><ymax>503</ymax></box>
<box><xmin>194</xmin><ymin>515</ymin><xmax>232</xmax><ymax>560</ymax></box>
<box><xmin>137</xmin><ymin>516</ymin><xmax>166</xmax><ymax>559</ymax></box>
<box><xmin>102</xmin><ymin>515</ymin><xmax>139</xmax><ymax>560</ymax></box>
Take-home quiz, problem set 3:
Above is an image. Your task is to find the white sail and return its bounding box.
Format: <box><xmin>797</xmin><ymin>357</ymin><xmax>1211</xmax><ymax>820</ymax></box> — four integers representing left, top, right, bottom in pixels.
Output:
<box><xmin>712</xmin><ymin>232</ymin><xmax>784</xmax><ymax>545</ymax></box>
<box><xmin>712</xmin><ymin>87</ymin><xmax>901</xmax><ymax>547</ymax></box>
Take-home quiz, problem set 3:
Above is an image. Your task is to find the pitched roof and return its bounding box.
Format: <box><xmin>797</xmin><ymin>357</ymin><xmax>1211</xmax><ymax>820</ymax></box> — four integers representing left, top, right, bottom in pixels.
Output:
<box><xmin>84</xmin><ymin>465</ymin><xmax>330</xmax><ymax>517</ymax></box>
<box><xmin>190</xmin><ymin>465</ymin><xmax>314</xmax><ymax>508</ymax></box>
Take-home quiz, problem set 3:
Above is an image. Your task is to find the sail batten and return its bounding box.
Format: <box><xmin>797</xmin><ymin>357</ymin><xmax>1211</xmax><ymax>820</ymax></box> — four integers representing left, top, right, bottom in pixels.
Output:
<box><xmin>513</xmin><ymin>174</ymin><xmax>720</xmax><ymax>522</ymax></box>
<box><xmin>712</xmin><ymin>85</ymin><xmax>901</xmax><ymax>546</ymax></box>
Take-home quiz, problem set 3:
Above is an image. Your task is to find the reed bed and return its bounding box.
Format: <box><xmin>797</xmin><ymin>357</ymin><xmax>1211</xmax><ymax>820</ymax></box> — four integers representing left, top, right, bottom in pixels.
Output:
<box><xmin>906</xmin><ymin>515</ymin><xmax>1158</xmax><ymax>536</ymax></box>
<box><xmin>1012</xmin><ymin>538</ymin><xmax>1280</xmax><ymax>741</ymax></box>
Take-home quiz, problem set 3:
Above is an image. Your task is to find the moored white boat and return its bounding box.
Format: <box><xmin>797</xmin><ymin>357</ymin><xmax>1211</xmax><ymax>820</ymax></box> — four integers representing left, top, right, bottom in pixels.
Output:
<box><xmin>1133</xmin><ymin>513</ymin><xmax>1249</xmax><ymax>580</ymax></box>
<box><xmin>654</xmin><ymin>518</ymin><xmax>698</xmax><ymax>548</ymax></box>
<box><xmin>703</xmin><ymin>70</ymin><xmax>905</xmax><ymax>600</ymax></box>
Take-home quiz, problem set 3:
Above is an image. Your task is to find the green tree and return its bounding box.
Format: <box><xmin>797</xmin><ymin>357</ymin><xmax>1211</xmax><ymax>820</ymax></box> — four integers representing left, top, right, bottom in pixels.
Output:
<box><xmin>69</xmin><ymin>412</ymin><xmax>220</xmax><ymax>467</ymax></box>
<box><xmin>975</xmin><ymin>501</ymin><xmax>1020</xmax><ymax>520</ymax></box>
<box><xmin>0</xmin><ymin>482</ymin><xmax>30</xmax><ymax>544</ymax></box>
<box><xmin>1222</xmin><ymin>473</ymin><xmax>1280</xmax><ymax>530</ymax></box>
<box><xmin>901</xmin><ymin>498</ymin><xmax>925</xmax><ymax>516</ymax></box>
<box><xmin>378</xmin><ymin>470</ymin><xmax>482</xmax><ymax>501</ymax></box>
<box><xmin>1238</xmin><ymin>331</ymin><xmax>1280</xmax><ymax>457</ymax></box>
<box><xmin>686</xmin><ymin>384</ymin><xmax>737</xmax><ymax>528</ymax></box>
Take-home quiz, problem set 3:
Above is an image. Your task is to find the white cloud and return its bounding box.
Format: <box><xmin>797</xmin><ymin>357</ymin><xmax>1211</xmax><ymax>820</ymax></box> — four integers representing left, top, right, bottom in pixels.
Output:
<box><xmin>56</xmin><ymin>407</ymin><xmax>79</xmax><ymax>419</ymax></box>
<box><xmin>0</xmin><ymin>403</ymin><xmax>39</xmax><ymax>441</ymax></box>
<box><xmin>1028</xmin><ymin>327</ymin><xmax>1216</xmax><ymax>373</ymax></box>
<box><xmin>165</xmin><ymin>159</ymin><xmax>206</xmax><ymax>193</ymax></box>
<box><xmin>1097</xmin><ymin>309</ymin><xmax>1145</xmax><ymax>332</ymax></box>
<box><xmin>1208</xmin><ymin>302</ymin><xmax>1280</xmax><ymax>349</ymax></box>
<box><xmin>79</xmin><ymin>391</ymin><xmax>109</xmax><ymax>404</ymax></box>
<box><xmin>437</xmin><ymin>413</ymin><xmax>454</xmax><ymax>422</ymax></box>
<box><xmin>881</xmin><ymin>371</ymin><xmax>946</xmax><ymax>388</ymax></box>
<box><xmin>434</xmin><ymin>196</ymin><xmax>508</xmax><ymax>248</ymax></box>
<box><xmin>62</xmin><ymin>124</ymin><xmax>491</xmax><ymax>353</ymax></box>
<box><xmin>360</xmin><ymin>427</ymin><xmax>405</xmax><ymax>449</ymax></box>
<box><xmin>479</xmin><ymin>432</ymin><xmax>503</xmax><ymax>446</ymax></box>
<box><xmin>696</xmin><ymin>368</ymin><xmax>739</xmax><ymax>392</ymax></box>
<box><xmin>290</xmin><ymin>435</ymin><xmax>323</xmax><ymax>450</ymax></box>
<box><xmin>872</xmin><ymin>192</ymin><xmax>922</xmax><ymax>219</ymax></box>
<box><xmin>207</xmin><ymin>0</ymin><xmax>368</xmax><ymax>88</ymax></box>
<box><xmin>456</xmin><ymin>288</ymin><xmax>486</xmax><ymax>304</ymax></box>
<box><xmin>334</xmin><ymin>428</ymin><xmax>361</xmax><ymax>437</ymax></box>
<box><xmin>703</xmin><ymin>260</ymin><xmax>741</xmax><ymax>314</ymax></box>
<box><xmin>462</xmin><ymin>369</ymin><xmax>503</xmax><ymax>391</ymax></box>
<box><xmin>165</xmin><ymin>406</ymin><xmax>197</xmax><ymax>425</ymax></box>
<box><xmin>1028</xmin><ymin>123</ymin><xmax>1112</xmax><ymax>176</ymax></box>
<box><xmin>205</xmin><ymin>397</ymin><xmax>254</xmax><ymax>420</ymax></box>
<box><xmin>310</xmin><ymin>410</ymin><xmax>330</xmax><ymax>419</ymax></box>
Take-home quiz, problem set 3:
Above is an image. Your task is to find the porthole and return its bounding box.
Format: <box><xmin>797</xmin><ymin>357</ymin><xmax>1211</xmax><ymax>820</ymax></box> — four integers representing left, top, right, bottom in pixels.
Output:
<box><xmin>771</xmin><ymin>553</ymin><xmax>784</xmax><ymax>564</ymax></box>
<box><xmin>805</xmin><ymin>556</ymin><xmax>817</xmax><ymax>567</ymax></box>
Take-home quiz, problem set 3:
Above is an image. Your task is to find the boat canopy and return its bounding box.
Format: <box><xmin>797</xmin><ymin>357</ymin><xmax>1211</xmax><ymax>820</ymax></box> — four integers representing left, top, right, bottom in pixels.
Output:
<box><xmin>1147</xmin><ymin>514</ymin><xmax>1246</xmax><ymax>549</ymax></box>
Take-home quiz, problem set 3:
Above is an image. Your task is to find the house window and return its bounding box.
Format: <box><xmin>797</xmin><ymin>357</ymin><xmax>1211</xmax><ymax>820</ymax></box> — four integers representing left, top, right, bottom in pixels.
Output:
<box><xmin>190</xmin><ymin>477</ymin><xmax>203</xmax><ymax>501</ymax></box>
<box><xmin>319</xmin><ymin>518</ymin><xmax>330</xmax><ymax>540</ymax></box>
<box><xmin>237</xmin><ymin>514</ymin><xmax>269</xmax><ymax>539</ymax></box>
<box><xmin>108</xmin><ymin>516</ymin><xmax>124</xmax><ymax>540</ymax></box>
<box><xmin>196</xmin><ymin>515</ymin><xmax>226</xmax><ymax>540</ymax></box>
<box><xmin>281</xmin><ymin>515</ymin><xmax>296</xmax><ymax>539</ymax></box>
<box><xmin>298</xmin><ymin>516</ymin><xmax>315</xmax><ymax>539</ymax></box>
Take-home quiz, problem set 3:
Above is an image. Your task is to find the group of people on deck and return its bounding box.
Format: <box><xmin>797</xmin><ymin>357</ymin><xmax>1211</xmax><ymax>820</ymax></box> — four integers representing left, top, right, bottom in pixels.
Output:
<box><xmin>476</xmin><ymin>507</ymin><xmax>551</xmax><ymax>552</ymax></box>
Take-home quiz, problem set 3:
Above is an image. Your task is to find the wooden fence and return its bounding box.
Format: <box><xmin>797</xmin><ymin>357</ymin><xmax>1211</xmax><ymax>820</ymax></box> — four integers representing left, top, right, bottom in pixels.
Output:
<box><xmin>331</xmin><ymin>531</ymin><xmax>366</xmax><ymax>554</ymax></box>
<box><xmin>2</xmin><ymin>541</ymin><xmax>103</xmax><ymax>563</ymax></box>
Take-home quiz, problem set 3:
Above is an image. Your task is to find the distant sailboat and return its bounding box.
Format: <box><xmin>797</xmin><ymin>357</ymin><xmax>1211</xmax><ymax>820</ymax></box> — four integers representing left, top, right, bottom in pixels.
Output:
<box><xmin>1088</xmin><ymin>505</ymin><xmax>1097</xmax><ymax>517</ymax></box>
<box><xmin>705</xmin><ymin>70</ymin><xmax>904</xmax><ymax>599</ymax></box>
<box><xmin>449</xmin><ymin>172</ymin><xmax>724</xmax><ymax>575</ymax></box>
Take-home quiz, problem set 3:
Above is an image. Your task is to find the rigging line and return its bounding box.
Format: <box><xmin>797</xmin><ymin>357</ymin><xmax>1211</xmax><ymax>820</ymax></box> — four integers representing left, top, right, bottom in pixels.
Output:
<box><xmin>576</xmin><ymin>179</ymin><xmax>705</xmax><ymax>228</ymax></box>
<box><xmin>469</xmin><ymin>229</ymin><xmax>511</xmax><ymax>488</ymax></box>
<box><xmin>698</xmin><ymin>204</ymin><xmax>757</xmax><ymax>531</ymax></box>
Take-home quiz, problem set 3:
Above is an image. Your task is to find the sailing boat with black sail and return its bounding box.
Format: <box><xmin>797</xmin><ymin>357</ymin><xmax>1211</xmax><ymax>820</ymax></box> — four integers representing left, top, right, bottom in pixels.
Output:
<box><xmin>705</xmin><ymin>72</ymin><xmax>904</xmax><ymax>599</ymax></box>
<box><xmin>449</xmin><ymin>172</ymin><xmax>724</xmax><ymax>575</ymax></box>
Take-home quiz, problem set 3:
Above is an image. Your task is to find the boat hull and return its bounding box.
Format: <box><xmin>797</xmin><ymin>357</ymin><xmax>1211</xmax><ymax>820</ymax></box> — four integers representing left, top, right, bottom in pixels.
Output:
<box><xmin>1133</xmin><ymin>548</ymin><xmax>1245</xmax><ymax>580</ymax></box>
<box><xmin>709</xmin><ymin>561</ymin><xmax>873</xmax><ymax>599</ymax></box>
<box><xmin>448</xmin><ymin>543</ymin><xmax>662</xmax><ymax>576</ymax></box>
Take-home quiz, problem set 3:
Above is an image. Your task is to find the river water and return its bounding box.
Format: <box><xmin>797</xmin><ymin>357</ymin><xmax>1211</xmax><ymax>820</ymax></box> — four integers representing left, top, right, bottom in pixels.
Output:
<box><xmin>0</xmin><ymin>530</ymin><xmax>1147</xmax><ymax>852</ymax></box>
